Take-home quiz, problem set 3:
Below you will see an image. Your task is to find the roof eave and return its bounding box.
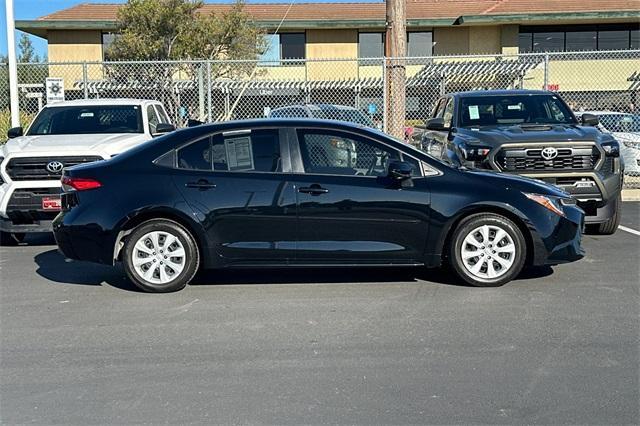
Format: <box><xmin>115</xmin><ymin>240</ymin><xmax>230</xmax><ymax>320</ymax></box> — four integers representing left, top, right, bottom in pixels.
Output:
<box><xmin>454</xmin><ymin>11</ymin><xmax>640</xmax><ymax>25</ymax></box>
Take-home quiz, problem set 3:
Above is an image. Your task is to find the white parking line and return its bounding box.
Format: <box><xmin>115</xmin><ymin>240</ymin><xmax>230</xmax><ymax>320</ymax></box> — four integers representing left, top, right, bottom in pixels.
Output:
<box><xmin>618</xmin><ymin>225</ymin><xmax>640</xmax><ymax>236</ymax></box>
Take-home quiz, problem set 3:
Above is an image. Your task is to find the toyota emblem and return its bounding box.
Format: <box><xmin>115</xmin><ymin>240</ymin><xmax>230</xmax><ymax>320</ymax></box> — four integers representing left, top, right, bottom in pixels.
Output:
<box><xmin>46</xmin><ymin>161</ymin><xmax>64</xmax><ymax>173</ymax></box>
<box><xmin>541</xmin><ymin>147</ymin><xmax>558</xmax><ymax>160</ymax></box>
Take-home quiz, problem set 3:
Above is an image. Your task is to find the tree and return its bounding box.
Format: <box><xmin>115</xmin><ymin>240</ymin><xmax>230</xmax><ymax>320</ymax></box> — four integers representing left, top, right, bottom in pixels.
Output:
<box><xmin>106</xmin><ymin>0</ymin><xmax>265</xmax><ymax>122</ymax></box>
<box><xmin>17</xmin><ymin>33</ymin><xmax>40</xmax><ymax>63</ymax></box>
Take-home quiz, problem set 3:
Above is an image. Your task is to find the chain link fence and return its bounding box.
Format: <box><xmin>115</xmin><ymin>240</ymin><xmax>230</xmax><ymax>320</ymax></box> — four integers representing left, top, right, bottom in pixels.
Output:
<box><xmin>1</xmin><ymin>50</ymin><xmax>638</xmax><ymax>187</ymax></box>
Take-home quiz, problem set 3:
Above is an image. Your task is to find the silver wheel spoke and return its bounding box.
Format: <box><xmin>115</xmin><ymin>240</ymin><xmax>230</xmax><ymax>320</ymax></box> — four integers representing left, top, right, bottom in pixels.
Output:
<box><xmin>163</xmin><ymin>234</ymin><xmax>177</xmax><ymax>249</ymax></box>
<box><xmin>461</xmin><ymin>248</ymin><xmax>481</xmax><ymax>260</ymax></box>
<box><xmin>493</xmin><ymin>229</ymin><xmax>507</xmax><ymax>245</ymax></box>
<box><xmin>134</xmin><ymin>241</ymin><xmax>153</xmax><ymax>255</ymax></box>
<box><xmin>493</xmin><ymin>255</ymin><xmax>512</xmax><ymax>269</ymax></box>
<box><xmin>486</xmin><ymin>260</ymin><xmax>498</xmax><ymax>278</ymax></box>
<box><xmin>463</xmin><ymin>234</ymin><xmax>482</xmax><ymax>248</ymax></box>
<box><xmin>131</xmin><ymin>230</ymin><xmax>187</xmax><ymax>285</ymax></box>
<box><xmin>495</xmin><ymin>243</ymin><xmax>515</xmax><ymax>254</ymax></box>
<box><xmin>480</xmin><ymin>225</ymin><xmax>490</xmax><ymax>243</ymax></box>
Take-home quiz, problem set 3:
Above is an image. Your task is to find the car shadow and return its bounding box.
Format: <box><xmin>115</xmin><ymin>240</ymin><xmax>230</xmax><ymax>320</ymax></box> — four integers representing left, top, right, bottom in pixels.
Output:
<box><xmin>34</xmin><ymin>249</ymin><xmax>141</xmax><ymax>292</ymax></box>
<box><xmin>34</xmin><ymin>248</ymin><xmax>554</xmax><ymax>292</ymax></box>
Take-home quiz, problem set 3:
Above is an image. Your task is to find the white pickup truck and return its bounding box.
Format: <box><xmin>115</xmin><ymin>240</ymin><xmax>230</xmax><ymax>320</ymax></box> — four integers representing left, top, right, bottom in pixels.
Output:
<box><xmin>0</xmin><ymin>99</ymin><xmax>175</xmax><ymax>245</ymax></box>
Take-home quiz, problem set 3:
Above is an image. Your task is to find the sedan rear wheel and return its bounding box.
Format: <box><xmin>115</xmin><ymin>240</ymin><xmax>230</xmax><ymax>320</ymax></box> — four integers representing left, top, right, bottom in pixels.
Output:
<box><xmin>123</xmin><ymin>220</ymin><xmax>199</xmax><ymax>292</ymax></box>
<box><xmin>449</xmin><ymin>213</ymin><xmax>526</xmax><ymax>287</ymax></box>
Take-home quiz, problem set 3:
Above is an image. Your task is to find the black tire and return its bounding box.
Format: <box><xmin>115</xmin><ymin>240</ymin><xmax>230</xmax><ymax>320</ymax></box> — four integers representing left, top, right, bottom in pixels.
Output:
<box><xmin>448</xmin><ymin>213</ymin><xmax>527</xmax><ymax>287</ymax></box>
<box><xmin>0</xmin><ymin>232</ymin><xmax>25</xmax><ymax>246</ymax></box>
<box><xmin>123</xmin><ymin>219</ymin><xmax>200</xmax><ymax>293</ymax></box>
<box><xmin>588</xmin><ymin>193</ymin><xmax>621</xmax><ymax>235</ymax></box>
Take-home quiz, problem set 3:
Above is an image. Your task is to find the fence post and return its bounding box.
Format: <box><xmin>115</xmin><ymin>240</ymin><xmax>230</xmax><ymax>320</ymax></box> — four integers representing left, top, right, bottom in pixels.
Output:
<box><xmin>543</xmin><ymin>53</ymin><xmax>549</xmax><ymax>90</ymax></box>
<box><xmin>382</xmin><ymin>56</ymin><xmax>387</xmax><ymax>133</ymax></box>
<box><xmin>206</xmin><ymin>61</ymin><xmax>212</xmax><ymax>122</ymax></box>
<box><xmin>197</xmin><ymin>63</ymin><xmax>205</xmax><ymax>121</ymax></box>
<box><xmin>82</xmin><ymin>61</ymin><xmax>88</xmax><ymax>99</ymax></box>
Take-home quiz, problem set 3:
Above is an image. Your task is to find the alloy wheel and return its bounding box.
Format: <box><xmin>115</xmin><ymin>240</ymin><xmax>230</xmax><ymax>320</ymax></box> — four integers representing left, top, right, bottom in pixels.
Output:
<box><xmin>460</xmin><ymin>224</ymin><xmax>516</xmax><ymax>280</ymax></box>
<box><xmin>131</xmin><ymin>231</ymin><xmax>186</xmax><ymax>284</ymax></box>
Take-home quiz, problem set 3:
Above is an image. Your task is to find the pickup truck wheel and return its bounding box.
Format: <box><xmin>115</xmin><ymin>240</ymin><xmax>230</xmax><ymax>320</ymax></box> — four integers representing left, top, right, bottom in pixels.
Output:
<box><xmin>448</xmin><ymin>213</ymin><xmax>526</xmax><ymax>287</ymax></box>
<box><xmin>589</xmin><ymin>193</ymin><xmax>621</xmax><ymax>235</ymax></box>
<box><xmin>123</xmin><ymin>220</ymin><xmax>200</xmax><ymax>293</ymax></box>
<box><xmin>0</xmin><ymin>232</ymin><xmax>25</xmax><ymax>246</ymax></box>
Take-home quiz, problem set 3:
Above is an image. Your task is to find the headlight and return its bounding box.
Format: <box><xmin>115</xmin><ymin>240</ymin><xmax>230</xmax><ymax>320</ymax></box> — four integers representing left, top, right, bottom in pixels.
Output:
<box><xmin>601</xmin><ymin>140</ymin><xmax>620</xmax><ymax>157</ymax></box>
<box><xmin>523</xmin><ymin>193</ymin><xmax>568</xmax><ymax>217</ymax></box>
<box><xmin>460</xmin><ymin>144</ymin><xmax>491</xmax><ymax>161</ymax></box>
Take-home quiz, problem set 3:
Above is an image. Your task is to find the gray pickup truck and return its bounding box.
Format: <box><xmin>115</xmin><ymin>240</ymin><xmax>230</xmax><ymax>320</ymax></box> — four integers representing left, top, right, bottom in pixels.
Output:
<box><xmin>421</xmin><ymin>90</ymin><xmax>623</xmax><ymax>235</ymax></box>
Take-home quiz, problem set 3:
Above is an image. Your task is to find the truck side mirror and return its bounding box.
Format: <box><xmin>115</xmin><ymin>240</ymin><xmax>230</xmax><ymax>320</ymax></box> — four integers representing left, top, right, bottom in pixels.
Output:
<box><xmin>426</xmin><ymin>117</ymin><xmax>448</xmax><ymax>131</ymax></box>
<box><xmin>581</xmin><ymin>113</ymin><xmax>599</xmax><ymax>126</ymax></box>
<box><xmin>7</xmin><ymin>127</ymin><xmax>23</xmax><ymax>139</ymax></box>
<box><xmin>154</xmin><ymin>123</ymin><xmax>176</xmax><ymax>135</ymax></box>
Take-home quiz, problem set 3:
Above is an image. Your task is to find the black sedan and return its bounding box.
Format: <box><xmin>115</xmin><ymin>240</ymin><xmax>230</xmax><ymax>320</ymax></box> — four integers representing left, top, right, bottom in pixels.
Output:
<box><xmin>53</xmin><ymin>119</ymin><xmax>584</xmax><ymax>292</ymax></box>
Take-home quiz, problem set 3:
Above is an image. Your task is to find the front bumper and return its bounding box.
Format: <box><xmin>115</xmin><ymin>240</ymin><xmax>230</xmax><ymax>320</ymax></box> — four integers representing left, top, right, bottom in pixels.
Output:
<box><xmin>530</xmin><ymin>204</ymin><xmax>585</xmax><ymax>266</ymax></box>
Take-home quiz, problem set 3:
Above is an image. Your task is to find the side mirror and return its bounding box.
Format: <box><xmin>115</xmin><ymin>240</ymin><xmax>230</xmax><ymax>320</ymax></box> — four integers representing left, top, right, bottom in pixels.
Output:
<box><xmin>187</xmin><ymin>119</ymin><xmax>204</xmax><ymax>127</ymax></box>
<box><xmin>154</xmin><ymin>123</ymin><xmax>176</xmax><ymax>134</ymax></box>
<box><xmin>426</xmin><ymin>117</ymin><xmax>448</xmax><ymax>131</ymax></box>
<box><xmin>7</xmin><ymin>127</ymin><xmax>23</xmax><ymax>139</ymax></box>
<box><xmin>581</xmin><ymin>113</ymin><xmax>599</xmax><ymax>126</ymax></box>
<box><xmin>387</xmin><ymin>160</ymin><xmax>414</xmax><ymax>187</ymax></box>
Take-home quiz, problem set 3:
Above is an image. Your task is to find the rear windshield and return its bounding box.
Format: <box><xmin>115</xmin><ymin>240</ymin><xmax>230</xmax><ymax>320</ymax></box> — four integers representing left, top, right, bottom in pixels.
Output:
<box><xmin>459</xmin><ymin>95</ymin><xmax>576</xmax><ymax>127</ymax></box>
<box><xmin>27</xmin><ymin>105</ymin><xmax>143</xmax><ymax>135</ymax></box>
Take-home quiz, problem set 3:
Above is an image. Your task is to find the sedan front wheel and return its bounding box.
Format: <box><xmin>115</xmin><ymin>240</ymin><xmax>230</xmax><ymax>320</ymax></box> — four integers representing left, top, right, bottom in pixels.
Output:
<box><xmin>449</xmin><ymin>213</ymin><xmax>526</xmax><ymax>287</ymax></box>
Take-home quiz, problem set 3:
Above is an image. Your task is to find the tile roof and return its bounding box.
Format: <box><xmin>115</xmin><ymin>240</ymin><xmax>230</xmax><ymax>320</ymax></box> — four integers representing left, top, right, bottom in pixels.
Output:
<box><xmin>36</xmin><ymin>0</ymin><xmax>640</xmax><ymax>23</ymax></box>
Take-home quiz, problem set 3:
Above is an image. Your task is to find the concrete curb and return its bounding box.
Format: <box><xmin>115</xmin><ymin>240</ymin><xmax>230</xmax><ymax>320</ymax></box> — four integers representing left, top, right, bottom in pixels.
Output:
<box><xmin>622</xmin><ymin>189</ymin><xmax>640</xmax><ymax>201</ymax></box>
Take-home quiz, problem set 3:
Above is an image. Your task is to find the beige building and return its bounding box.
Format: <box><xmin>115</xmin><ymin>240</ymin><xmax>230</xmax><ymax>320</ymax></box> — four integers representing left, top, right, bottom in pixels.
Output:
<box><xmin>13</xmin><ymin>1</ymin><xmax>640</xmax><ymax>120</ymax></box>
<box><xmin>16</xmin><ymin>0</ymin><xmax>639</xmax><ymax>63</ymax></box>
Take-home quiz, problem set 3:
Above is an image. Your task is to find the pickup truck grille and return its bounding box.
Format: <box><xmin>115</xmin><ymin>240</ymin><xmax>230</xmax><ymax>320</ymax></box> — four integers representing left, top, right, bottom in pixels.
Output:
<box><xmin>494</xmin><ymin>146</ymin><xmax>600</xmax><ymax>172</ymax></box>
<box><xmin>6</xmin><ymin>156</ymin><xmax>103</xmax><ymax>181</ymax></box>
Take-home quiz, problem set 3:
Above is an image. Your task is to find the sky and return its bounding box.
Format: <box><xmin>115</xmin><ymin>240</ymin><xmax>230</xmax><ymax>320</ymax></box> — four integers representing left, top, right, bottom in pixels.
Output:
<box><xmin>0</xmin><ymin>0</ymin><xmax>382</xmax><ymax>58</ymax></box>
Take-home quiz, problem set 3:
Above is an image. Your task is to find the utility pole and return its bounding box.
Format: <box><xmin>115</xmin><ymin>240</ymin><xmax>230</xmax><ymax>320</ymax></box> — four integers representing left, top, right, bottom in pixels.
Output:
<box><xmin>5</xmin><ymin>0</ymin><xmax>20</xmax><ymax>128</ymax></box>
<box><xmin>385</xmin><ymin>0</ymin><xmax>406</xmax><ymax>140</ymax></box>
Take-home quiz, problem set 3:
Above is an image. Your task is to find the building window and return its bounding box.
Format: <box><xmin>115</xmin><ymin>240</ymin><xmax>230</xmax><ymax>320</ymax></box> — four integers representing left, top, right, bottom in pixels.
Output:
<box><xmin>280</xmin><ymin>33</ymin><xmax>306</xmax><ymax>61</ymax></box>
<box><xmin>519</xmin><ymin>24</ymin><xmax>640</xmax><ymax>53</ymax></box>
<box><xmin>532</xmin><ymin>32</ymin><xmax>564</xmax><ymax>52</ymax></box>
<box><xmin>258</xmin><ymin>33</ymin><xmax>305</xmax><ymax>65</ymax></box>
<box><xmin>598</xmin><ymin>30</ymin><xmax>630</xmax><ymax>51</ymax></box>
<box><xmin>407</xmin><ymin>31</ymin><xmax>433</xmax><ymax>57</ymax></box>
<box><xmin>359</xmin><ymin>32</ymin><xmax>385</xmax><ymax>59</ymax></box>
<box><xmin>102</xmin><ymin>32</ymin><xmax>117</xmax><ymax>61</ymax></box>
<box><xmin>565</xmin><ymin>30</ymin><xmax>597</xmax><ymax>51</ymax></box>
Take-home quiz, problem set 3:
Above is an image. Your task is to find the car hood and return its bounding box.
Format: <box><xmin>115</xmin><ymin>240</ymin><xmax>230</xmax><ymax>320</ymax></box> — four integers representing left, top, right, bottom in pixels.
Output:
<box><xmin>456</xmin><ymin>124</ymin><xmax>600</xmax><ymax>146</ymax></box>
<box><xmin>464</xmin><ymin>168</ymin><xmax>569</xmax><ymax>198</ymax></box>
<box><xmin>0</xmin><ymin>133</ymin><xmax>150</xmax><ymax>157</ymax></box>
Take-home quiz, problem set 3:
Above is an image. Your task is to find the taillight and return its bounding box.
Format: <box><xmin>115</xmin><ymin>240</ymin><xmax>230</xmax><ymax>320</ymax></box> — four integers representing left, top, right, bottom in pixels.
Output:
<box><xmin>61</xmin><ymin>176</ymin><xmax>102</xmax><ymax>191</ymax></box>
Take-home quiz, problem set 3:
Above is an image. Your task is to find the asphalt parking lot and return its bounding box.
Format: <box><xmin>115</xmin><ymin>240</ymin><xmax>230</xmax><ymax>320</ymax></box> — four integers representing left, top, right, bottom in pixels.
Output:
<box><xmin>1</xmin><ymin>203</ymin><xmax>638</xmax><ymax>425</ymax></box>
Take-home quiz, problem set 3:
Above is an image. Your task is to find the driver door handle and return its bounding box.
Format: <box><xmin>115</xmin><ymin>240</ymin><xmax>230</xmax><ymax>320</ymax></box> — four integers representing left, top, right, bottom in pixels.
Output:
<box><xmin>298</xmin><ymin>184</ymin><xmax>329</xmax><ymax>196</ymax></box>
<box><xmin>185</xmin><ymin>179</ymin><xmax>216</xmax><ymax>190</ymax></box>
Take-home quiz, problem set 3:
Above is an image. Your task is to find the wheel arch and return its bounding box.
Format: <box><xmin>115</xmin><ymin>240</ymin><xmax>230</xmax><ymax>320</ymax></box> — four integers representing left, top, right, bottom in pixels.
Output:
<box><xmin>112</xmin><ymin>207</ymin><xmax>208</xmax><ymax>265</ymax></box>
<box><xmin>438</xmin><ymin>203</ymin><xmax>536</xmax><ymax>267</ymax></box>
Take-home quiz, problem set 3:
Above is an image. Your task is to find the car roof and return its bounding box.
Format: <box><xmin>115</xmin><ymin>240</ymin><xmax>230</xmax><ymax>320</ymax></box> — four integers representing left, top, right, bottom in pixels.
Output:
<box><xmin>449</xmin><ymin>89</ymin><xmax>554</xmax><ymax>97</ymax></box>
<box><xmin>43</xmin><ymin>98</ymin><xmax>161</xmax><ymax>108</ymax></box>
<box><xmin>271</xmin><ymin>103</ymin><xmax>361</xmax><ymax>112</ymax></box>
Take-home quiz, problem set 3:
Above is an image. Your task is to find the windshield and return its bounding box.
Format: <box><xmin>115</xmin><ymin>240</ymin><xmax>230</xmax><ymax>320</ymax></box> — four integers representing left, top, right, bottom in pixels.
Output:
<box><xmin>597</xmin><ymin>114</ymin><xmax>640</xmax><ymax>133</ymax></box>
<box><xmin>459</xmin><ymin>94</ymin><xmax>577</xmax><ymax>127</ymax></box>
<box><xmin>27</xmin><ymin>105</ymin><xmax>143</xmax><ymax>135</ymax></box>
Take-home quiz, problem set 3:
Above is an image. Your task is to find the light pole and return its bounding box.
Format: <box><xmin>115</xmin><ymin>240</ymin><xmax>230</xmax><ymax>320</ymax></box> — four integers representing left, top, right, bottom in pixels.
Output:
<box><xmin>5</xmin><ymin>0</ymin><xmax>20</xmax><ymax>128</ymax></box>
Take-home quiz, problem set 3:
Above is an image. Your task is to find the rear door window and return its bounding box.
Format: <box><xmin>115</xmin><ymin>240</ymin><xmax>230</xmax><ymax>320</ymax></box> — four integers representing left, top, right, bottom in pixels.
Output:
<box><xmin>176</xmin><ymin>129</ymin><xmax>281</xmax><ymax>173</ymax></box>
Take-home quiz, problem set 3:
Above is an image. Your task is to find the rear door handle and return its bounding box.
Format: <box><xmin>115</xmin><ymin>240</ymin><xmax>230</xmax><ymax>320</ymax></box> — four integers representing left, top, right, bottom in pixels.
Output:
<box><xmin>185</xmin><ymin>179</ymin><xmax>216</xmax><ymax>190</ymax></box>
<box><xmin>298</xmin><ymin>184</ymin><xmax>329</xmax><ymax>195</ymax></box>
